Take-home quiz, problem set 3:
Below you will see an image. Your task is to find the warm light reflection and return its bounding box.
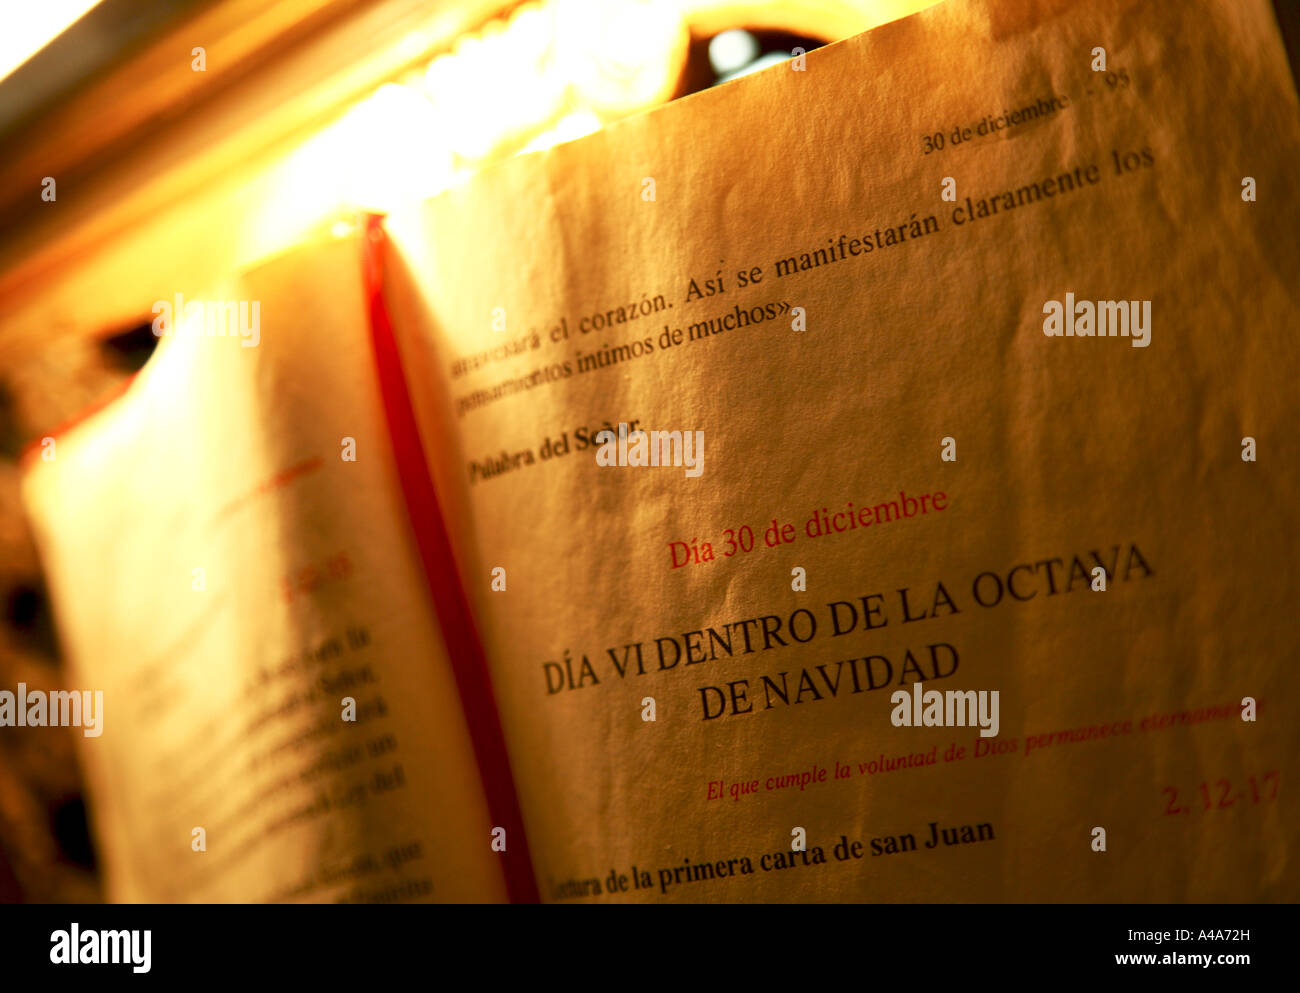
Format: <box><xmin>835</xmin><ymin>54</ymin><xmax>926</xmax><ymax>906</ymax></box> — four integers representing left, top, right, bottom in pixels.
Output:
<box><xmin>244</xmin><ymin>83</ymin><xmax>456</xmax><ymax>253</ymax></box>
<box><xmin>338</xmin><ymin>84</ymin><xmax>455</xmax><ymax>209</ymax></box>
<box><xmin>519</xmin><ymin>109</ymin><xmax>603</xmax><ymax>155</ymax></box>
<box><xmin>232</xmin><ymin>0</ymin><xmax>942</xmax><ymax>270</ymax></box>
<box><xmin>556</xmin><ymin>0</ymin><xmax>687</xmax><ymax>115</ymax></box>
<box><xmin>0</xmin><ymin>0</ymin><xmax>105</xmax><ymax>83</ymax></box>
<box><xmin>249</xmin><ymin>0</ymin><xmax>689</xmax><ymax>240</ymax></box>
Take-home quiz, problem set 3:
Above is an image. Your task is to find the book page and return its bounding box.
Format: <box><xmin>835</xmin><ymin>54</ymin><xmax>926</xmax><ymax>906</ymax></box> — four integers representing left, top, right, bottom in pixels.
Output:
<box><xmin>21</xmin><ymin>228</ymin><xmax>506</xmax><ymax>903</ymax></box>
<box><xmin>383</xmin><ymin>0</ymin><xmax>1300</xmax><ymax>901</ymax></box>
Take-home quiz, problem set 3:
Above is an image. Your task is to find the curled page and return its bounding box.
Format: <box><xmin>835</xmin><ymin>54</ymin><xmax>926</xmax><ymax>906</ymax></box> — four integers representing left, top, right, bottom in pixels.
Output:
<box><xmin>23</xmin><ymin>230</ymin><xmax>508</xmax><ymax>902</ymax></box>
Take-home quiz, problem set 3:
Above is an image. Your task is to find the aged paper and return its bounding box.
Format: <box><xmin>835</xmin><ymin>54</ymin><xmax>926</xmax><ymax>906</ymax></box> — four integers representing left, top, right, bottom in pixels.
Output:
<box><xmin>22</xmin><ymin>230</ymin><xmax>506</xmax><ymax>902</ymax></box>
<box><xmin>384</xmin><ymin>0</ymin><xmax>1300</xmax><ymax>900</ymax></box>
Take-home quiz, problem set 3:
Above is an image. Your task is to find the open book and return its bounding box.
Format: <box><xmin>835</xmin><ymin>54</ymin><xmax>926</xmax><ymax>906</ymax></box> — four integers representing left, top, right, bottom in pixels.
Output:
<box><xmin>20</xmin><ymin>0</ymin><xmax>1300</xmax><ymax>902</ymax></box>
